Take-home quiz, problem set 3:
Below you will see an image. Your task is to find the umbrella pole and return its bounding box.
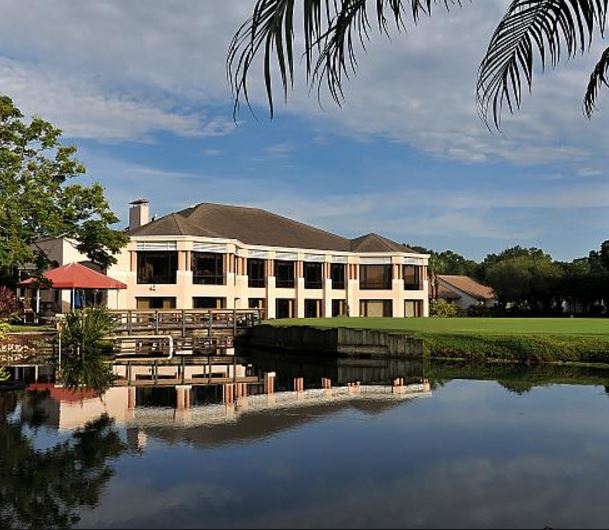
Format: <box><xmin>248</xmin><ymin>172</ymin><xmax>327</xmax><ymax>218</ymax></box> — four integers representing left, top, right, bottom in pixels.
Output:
<box><xmin>35</xmin><ymin>288</ymin><xmax>40</xmax><ymax>325</ymax></box>
<box><xmin>71</xmin><ymin>287</ymin><xmax>75</xmax><ymax>312</ymax></box>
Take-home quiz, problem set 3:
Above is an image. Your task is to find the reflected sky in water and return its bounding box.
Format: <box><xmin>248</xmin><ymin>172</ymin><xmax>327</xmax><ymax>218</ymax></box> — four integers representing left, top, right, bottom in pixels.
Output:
<box><xmin>5</xmin><ymin>366</ymin><xmax>609</xmax><ymax>529</ymax></box>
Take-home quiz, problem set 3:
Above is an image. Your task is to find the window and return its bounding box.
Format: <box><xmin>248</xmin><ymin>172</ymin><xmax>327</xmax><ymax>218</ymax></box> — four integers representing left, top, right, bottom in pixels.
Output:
<box><xmin>136</xmin><ymin>297</ymin><xmax>176</xmax><ymax>310</ymax></box>
<box><xmin>404</xmin><ymin>265</ymin><xmax>423</xmax><ymax>290</ymax></box>
<box><xmin>331</xmin><ymin>264</ymin><xmax>346</xmax><ymax>290</ymax></box>
<box><xmin>332</xmin><ymin>299</ymin><xmax>347</xmax><ymax>317</ymax></box>
<box><xmin>248</xmin><ymin>298</ymin><xmax>265</xmax><ymax>310</ymax></box>
<box><xmin>405</xmin><ymin>300</ymin><xmax>423</xmax><ymax>318</ymax></box>
<box><xmin>276</xmin><ymin>298</ymin><xmax>294</xmax><ymax>319</ymax></box>
<box><xmin>137</xmin><ymin>252</ymin><xmax>177</xmax><ymax>284</ymax></box>
<box><xmin>275</xmin><ymin>261</ymin><xmax>295</xmax><ymax>288</ymax></box>
<box><xmin>305</xmin><ymin>299</ymin><xmax>321</xmax><ymax>318</ymax></box>
<box><xmin>248</xmin><ymin>259</ymin><xmax>266</xmax><ymax>288</ymax></box>
<box><xmin>360</xmin><ymin>265</ymin><xmax>392</xmax><ymax>290</ymax></box>
<box><xmin>193</xmin><ymin>297</ymin><xmax>226</xmax><ymax>309</ymax></box>
<box><xmin>360</xmin><ymin>300</ymin><xmax>392</xmax><ymax>317</ymax></box>
<box><xmin>192</xmin><ymin>252</ymin><xmax>224</xmax><ymax>285</ymax></box>
<box><xmin>304</xmin><ymin>262</ymin><xmax>323</xmax><ymax>289</ymax></box>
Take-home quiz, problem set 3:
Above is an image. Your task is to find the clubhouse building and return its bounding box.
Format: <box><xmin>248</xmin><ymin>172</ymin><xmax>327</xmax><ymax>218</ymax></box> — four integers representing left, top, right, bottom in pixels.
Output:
<box><xmin>27</xmin><ymin>199</ymin><xmax>431</xmax><ymax>319</ymax></box>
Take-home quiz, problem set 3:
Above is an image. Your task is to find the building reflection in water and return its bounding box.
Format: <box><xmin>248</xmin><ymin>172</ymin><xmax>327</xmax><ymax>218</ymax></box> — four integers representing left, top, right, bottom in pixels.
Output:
<box><xmin>16</xmin><ymin>353</ymin><xmax>431</xmax><ymax>451</ymax></box>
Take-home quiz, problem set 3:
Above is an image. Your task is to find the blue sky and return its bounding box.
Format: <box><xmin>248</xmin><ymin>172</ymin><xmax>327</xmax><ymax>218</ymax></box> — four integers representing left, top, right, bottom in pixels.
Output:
<box><xmin>3</xmin><ymin>1</ymin><xmax>609</xmax><ymax>261</ymax></box>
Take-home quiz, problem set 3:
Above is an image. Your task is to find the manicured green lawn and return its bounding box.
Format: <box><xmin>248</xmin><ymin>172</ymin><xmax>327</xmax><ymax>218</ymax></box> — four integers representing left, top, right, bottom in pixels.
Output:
<box><xmin>267</xmin><ymin>318</ymin><xmax>609</xmax><ymax>364</ymax></box>
<box><xmin>269</xmin><ymin>317</ymin><xmax>609</xmax><ymax>336</ymax></box>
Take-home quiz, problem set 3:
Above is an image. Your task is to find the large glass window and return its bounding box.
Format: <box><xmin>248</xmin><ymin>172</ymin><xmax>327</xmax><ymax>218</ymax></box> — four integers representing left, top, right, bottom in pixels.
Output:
<box><xmin>275</xmin><ymin>261</ymin><xmax>295</xmax><ymax>288</ymax></box>
<box><xmin>404</xmin><ymin>265</ymin><xmax>423</xmax><ymax>291</ymax></box>
<box><xmin>304</xmin><ymin>299</ymin><xmax>321</xmax><ymax>318</ymax></box>
<box><xmin>276</xmin><ymin>298</ymin><xmax>294</xmax><ymax>318</ymax></box>
<box><xmin>360</xmin><ymin>265</ymin><xmax>392</xmax><ymax>290</ymax></box>
<box><xmin>136</xmin><ymin>297</ymin><xmax>176</xmax><ymax>309</ymax></box>
<box><xmin>248</xmin><ymin>259</ymin><xmax>266</xmax><ymax>288</ymax></box>
<box><xmin>304</xmin><ymin>262</ymin><xmax>323</xmax><ymax>289</ymax></box>
<box><xmin>192</xmin><ymin>252</ymin><xmax>224</xmax><ymax>285</ymax></box>
<box><xmin>331</xmin><ymin>263</ymin><xmax>345</xmax><ymax>290</ymax></box>
<box><xmin>193</xmin><ymin>297</ymin><xmax>226</xmax><ymax>309</ymax></box>
<box><xmin>405</xmin><ymin>300</ymin><xmax>423</xmax><ymax>318</ymax></box>
<box><xmin>137</xmin><ymin>252</ymin><xmax>177</xmax><ymax>284</ymax></box>
<box><xmin>360</xmin><ymin>300</ymin><xmax>392</xmax><ymax>317</ymax></box>
<box><xmin>332</xmin><ymin>299</ymin><xmax>347</xmax><ymax>317</ymax></box>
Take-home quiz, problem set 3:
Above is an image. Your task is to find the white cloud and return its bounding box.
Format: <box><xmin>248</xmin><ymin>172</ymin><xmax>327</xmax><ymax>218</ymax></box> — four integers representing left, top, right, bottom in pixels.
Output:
<box><xmin>2</xmin><ymin>0</ymin><xmax>609</xmax><ymax>166</ymax></box>
<box><xmin>0</xmin><ymin>58</ymin><xmax>228</xmax><ymax>141</ymax></box>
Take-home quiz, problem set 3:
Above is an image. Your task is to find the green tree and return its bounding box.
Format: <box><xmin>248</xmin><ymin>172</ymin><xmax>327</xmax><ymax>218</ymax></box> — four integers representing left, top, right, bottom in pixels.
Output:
<box><xmin>0</xmin><ymin>96</ymin><xmax>128</xmax><ymax>276</ymax></box>
<box><xmin>229</xmin><ymin>1</ymin><xmax>609</xmax><ymax>126</ymax></box>
<box><xmin>484</xmin><ymin>248</ymin><xmax>563</xmax><ymax>313</ymax></box>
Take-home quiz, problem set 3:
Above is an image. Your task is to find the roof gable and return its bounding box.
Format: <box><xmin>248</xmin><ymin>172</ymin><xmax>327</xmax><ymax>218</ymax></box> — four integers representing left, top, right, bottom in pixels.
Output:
<box><xmin>437</xmin><ymin>275</ymin><xmax>495</xmax><ymax>301</ymax></box>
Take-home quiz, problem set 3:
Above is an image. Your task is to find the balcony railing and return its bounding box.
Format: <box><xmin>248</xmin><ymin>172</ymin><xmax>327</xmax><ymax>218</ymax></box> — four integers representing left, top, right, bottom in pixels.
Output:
<box><xmin>305</xmin><ymin>279</ymin><xmax>323</xmax><ymax>289</ymax></box>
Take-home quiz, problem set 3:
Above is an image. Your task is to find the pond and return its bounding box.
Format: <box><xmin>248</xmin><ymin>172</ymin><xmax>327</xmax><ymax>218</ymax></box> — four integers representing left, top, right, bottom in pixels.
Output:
<box><xmin>3</xmin><ymin>355</ymin><xmax>609</xmax><ymax>529</ymax></box>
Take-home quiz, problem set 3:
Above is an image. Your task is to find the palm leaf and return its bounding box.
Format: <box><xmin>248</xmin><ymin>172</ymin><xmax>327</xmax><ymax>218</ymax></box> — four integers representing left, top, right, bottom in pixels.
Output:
<box><xmin>477</xmin><ymin>0</ymin><xmax>609</xmax><ymax>128</ymax></box>
<box><xmin>227</xmin><ymin>0</ymin><xmax>461</xmax><ymax>118</ymax></box>
<box><xmin>584</xmin><ymin>44</ymin><xmax>609</xmax><ymax>115</ymax></box>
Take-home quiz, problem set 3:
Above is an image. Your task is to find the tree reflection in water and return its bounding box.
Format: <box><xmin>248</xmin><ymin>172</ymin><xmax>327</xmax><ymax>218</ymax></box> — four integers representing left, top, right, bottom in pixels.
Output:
<box><xmin>0</xmin><ymin>391</ymin><xmax>127</xmax><ymax>529</ymax></box>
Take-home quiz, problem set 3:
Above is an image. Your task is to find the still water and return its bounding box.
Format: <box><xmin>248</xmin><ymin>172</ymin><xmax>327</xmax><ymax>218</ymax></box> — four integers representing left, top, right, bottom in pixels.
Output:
<box><xmin>3</xmin><ymin>356</ymin><xmax>609</xmax><ymax>529</ymax></box>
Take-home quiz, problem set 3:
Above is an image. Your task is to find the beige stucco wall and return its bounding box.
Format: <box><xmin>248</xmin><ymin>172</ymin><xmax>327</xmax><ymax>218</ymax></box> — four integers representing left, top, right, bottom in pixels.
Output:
<box><xmin>106</xmin><ymin>236</ymin><xmax>430</xmax><ymax>318</ymax></box>
<box><xmin>36</xmin><ymin>234</ymin><xmax>430</xmax><ymax>318</ymax></box>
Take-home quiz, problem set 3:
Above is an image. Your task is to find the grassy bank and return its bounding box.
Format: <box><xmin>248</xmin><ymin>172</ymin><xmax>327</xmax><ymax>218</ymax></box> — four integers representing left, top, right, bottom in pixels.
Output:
<box><xmin>269</xmin><ymin>318</ymin><xmax>609</xmax><ymax>365</ymax></box>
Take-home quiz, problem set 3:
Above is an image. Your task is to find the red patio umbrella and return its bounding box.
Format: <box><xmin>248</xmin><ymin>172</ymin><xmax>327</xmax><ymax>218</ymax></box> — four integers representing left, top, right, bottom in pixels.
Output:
<box><xmin>19</xmin><ymin>262</ymin><xmax>127</xmax><ymax>316</ymax></box>
<box><xmin>19</xmin><ymin>262</ymin><xmax>127</xmax><ymax>290</ymax></box>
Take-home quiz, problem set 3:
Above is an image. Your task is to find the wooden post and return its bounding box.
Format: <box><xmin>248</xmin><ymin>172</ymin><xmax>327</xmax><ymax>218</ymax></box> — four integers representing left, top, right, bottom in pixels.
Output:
<box><xmin>233</xmin><ymin>308</ymin><xmax>237</xmax><ymax>336</ymax></box>
<box><xmin>181</xmin><ymin>309</ymin><xmax>186</xmax><ymax>338</ymax></box>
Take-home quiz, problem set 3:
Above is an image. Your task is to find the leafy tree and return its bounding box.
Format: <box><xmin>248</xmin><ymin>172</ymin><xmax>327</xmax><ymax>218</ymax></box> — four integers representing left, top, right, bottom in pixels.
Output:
<box><xmin>0</xmin><ymin>96</ymin><xmax>128</xmax><ymax>276</ymax></box>
<box><xmin>58</xmin><ymin>307</ymin><xmax>116</xmax><ymax>392</ymax></box>
<box><xmin>484</xmin><ymin>248</ymin><xmax>564</xmax><ymax>312</ymax></box>
<box><xmin>229</xmin><ymin>1</ymin><xmax>609</xmax><ymax>126</ymax></box>
<box><xmin>409</xmin><ymin>245</ymin><xmax>478</xmax><ymax>277</ymax></box>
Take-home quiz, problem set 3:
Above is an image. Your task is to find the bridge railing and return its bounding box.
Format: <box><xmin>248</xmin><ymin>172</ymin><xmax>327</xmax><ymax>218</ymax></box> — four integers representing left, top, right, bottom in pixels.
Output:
<box><xmin>108</xmin><ymin>308</ymin><xmax>264</xmax><ymax>335</ymax></box>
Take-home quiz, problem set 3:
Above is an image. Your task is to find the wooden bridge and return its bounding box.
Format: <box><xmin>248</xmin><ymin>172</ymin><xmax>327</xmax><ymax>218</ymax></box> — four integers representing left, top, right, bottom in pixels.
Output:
<box><xmin>105</xmin><ymin>309</ymin><xmax>263</xmax><ymax>358</ymax></box>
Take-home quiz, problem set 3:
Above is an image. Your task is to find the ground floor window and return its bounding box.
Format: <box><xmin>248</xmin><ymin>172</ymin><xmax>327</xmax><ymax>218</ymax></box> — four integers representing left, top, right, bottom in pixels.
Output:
<box><xmin>276</xmin><ymin>298</ymin><xmax>295</xmax><ymax>319</ymax></box>
<box><xmin>304</xmin><ymin>299</ymin><xmax>321</xmax><ymax>318</ymax></box>
<box><xmin>248</xmin><ymin>298</ymin><xmax>265</xmax><ymax>310</ymax></box>
<box><xmin>136</xmin><ymin>297</ymin><xmax>176</xmax><ymax>310</ymax></box>
<box><xmin>193</xmin><ymin>297</ymin><xmax>226</xmax><ymax>309</ymax></box>
<box><xmin>332</xmin><ymin>299</ymin><xmax>347</xmax><ymax>317</ymax></box>
<box><xmin>360</xmin><ymin>300</ymin><xmax>392</xmax><ymax>317</ymax></box>
<box><xmin>405</xmin><ymin>300</ymin><xmax>423</xmax><ymax>318</ymax></box>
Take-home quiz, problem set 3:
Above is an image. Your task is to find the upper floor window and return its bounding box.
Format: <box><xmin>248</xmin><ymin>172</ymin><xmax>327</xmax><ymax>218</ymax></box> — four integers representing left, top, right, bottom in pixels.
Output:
<box><xmin>360</xmin><ymin>265</ymin><xmax>392</xmax><ymax>290</ymax></box>
<box><xmin>137</xmin><ymin>251</ymin><xmax>177</xmax><ymax>284</ymax></box>
<box><xmin>192</xmin><ymin>252</ymin><xmax>224</xmax><ymax>285</ymax></box>
<box><xmin>248</xmin><ymin>258</ymin><xmax>266</xmax><ymax>288</ymax></box>
<box><xmin>331</xmin><ymin>263</ymin><xmax>345</xmax><ymax>290</ymax></box>
<box><xmin>275</xmin><ymin>260</ymin><xmax>295</xmax><ymax>288</ymax></box>
<box><xmin>304</xmin><ymin>262</ymin><xmax>323</xmax><ymax>289</ymax></box>
<box><xmin>404</xmin><ymin>265</ymin><xmax>423</xmax><ymax>290</ymax></box>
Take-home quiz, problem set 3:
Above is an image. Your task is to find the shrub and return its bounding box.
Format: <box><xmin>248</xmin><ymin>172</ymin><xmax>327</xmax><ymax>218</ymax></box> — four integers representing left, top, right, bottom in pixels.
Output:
<box><xmin>59</xmin><ymin>306</ymin><xmax>116</xmax><ymax>392</ymax></box>
<box><xmin>0</xmin><ymin>286</ymin><xmax>18</xmax><ymax>319</ymax></box>
<box><xmin>430</xmin><ymin>299</ymin><xmax>459</xmax><ymax>318</ymax></box>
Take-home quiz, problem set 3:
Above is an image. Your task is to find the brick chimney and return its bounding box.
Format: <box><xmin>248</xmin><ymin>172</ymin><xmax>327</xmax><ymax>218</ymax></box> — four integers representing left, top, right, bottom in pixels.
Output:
<box><xmin>129</xmin><ymin>199</ymin><xmax>150</xmax><ymax>231</ymax></box>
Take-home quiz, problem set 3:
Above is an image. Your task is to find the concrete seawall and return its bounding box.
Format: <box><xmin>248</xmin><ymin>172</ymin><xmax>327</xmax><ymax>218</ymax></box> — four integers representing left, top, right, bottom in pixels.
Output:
<box><xmin>237</xmin><ymin>325</ymin><xmax>423</xmax><ymax>358</ymax></box>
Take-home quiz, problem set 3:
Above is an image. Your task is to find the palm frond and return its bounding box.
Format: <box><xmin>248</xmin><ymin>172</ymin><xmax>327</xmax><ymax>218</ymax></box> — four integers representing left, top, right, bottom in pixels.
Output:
<box><xmin>228</xmin><ymin>0</ymin><xmax>461</xmax><ymax>118</ymax></box>
<box><xmin>584</xmin><ymin>44</ymin><xmax>609</xmax><ymax>115</ymax></box>
<box><xmin>477</xmin><ymin>0</ymin><xmax>609</xmax><ymax>129</ymax></box>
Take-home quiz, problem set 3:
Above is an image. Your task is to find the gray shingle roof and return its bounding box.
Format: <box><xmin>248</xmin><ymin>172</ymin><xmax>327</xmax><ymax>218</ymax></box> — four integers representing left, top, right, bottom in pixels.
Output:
<box><xmin>129</xmin><ymin>202</ymin><xmax>413</xmax><ymax>253</ymax></box>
